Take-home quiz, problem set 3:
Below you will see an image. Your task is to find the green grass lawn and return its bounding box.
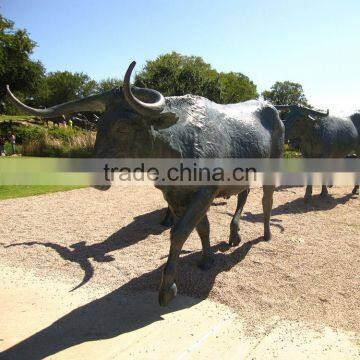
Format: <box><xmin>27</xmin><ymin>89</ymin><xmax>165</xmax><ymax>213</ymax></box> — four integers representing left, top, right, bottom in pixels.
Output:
<box><xmin>0</xmin><ymin>185</ymin><xmax>85</xmax><ymax>200</ymax></box>
<box><xmin>0</xmin><ymin>115</ymin><xmax>35</xmax><ymax>122</ymax></box>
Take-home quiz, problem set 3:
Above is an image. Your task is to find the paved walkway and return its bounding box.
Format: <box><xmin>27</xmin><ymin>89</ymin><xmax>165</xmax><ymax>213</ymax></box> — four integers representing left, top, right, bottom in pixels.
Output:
<box><xmin>1</xmin><ymin>264</ymin><xmax>359</xmax><ymax>360</ymax></box>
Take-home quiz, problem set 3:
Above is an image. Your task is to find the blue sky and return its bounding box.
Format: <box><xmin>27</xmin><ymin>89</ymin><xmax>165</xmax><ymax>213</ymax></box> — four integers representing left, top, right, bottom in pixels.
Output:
<box><xmin>2</xmin><ymin>0</ymin><xmax>360</xmax><ymax>114</ymax></box>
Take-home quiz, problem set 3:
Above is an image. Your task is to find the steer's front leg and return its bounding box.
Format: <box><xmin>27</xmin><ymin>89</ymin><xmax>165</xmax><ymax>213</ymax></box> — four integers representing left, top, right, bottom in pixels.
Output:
<box><xmin>159</xmin><ymin>187</ymin><xmax>218</xmax><ymax>306</ymax></box>
<box><xmin>160</xmin><ymin>206</ymin><xmax>174</xmax><ymax>227</ymax></box>
<box><xmin>196</xmin><ymin>215</ymin><xmax>214</xmax><ymax>270</ymax></box>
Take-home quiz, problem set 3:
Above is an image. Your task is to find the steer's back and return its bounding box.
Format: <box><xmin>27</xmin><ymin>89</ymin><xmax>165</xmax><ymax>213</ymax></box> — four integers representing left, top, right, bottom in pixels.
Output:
<box><xmin>160</xmin><ymin>96</ymin><xmax>284</xmax><ymax>158</ymax></box>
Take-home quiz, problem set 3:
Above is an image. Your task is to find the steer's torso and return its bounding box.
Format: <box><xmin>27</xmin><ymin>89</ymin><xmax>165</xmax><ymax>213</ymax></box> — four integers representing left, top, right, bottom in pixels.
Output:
<box><xmin>153</xmin><ymin>96</ymin><xmax>283</xmax><ymax>159</ymax></box>
<box><xmin>151</xmin><ymin>96</ymin><xmax>284</xmax><ymax>212</ymax></box>
<box><xmin>301</xmin><ymin>116</ymin><xmax>359</xmax><ymax>157</ymax></box>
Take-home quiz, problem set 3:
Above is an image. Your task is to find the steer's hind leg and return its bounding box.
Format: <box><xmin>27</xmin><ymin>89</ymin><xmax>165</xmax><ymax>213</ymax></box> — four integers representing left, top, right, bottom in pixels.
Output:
<box><xmin>320</xmin><ymin>185</ymin><xmax>329</xmax><ymax>198</ymax></box>
<box><xmin>159</xmin><ymin>187</ymin><xmax>218</xmax><ymax>306</ymax></box>
<box><xmin>262</xmin><ymin>185</ymin><xmax>275</xmax><ymax>241</ymax></box>
<box><xmin>229</xmin><ymin>189</ymin><xmax>250</xmax><ymax>247</ymax></box>
<box><xmin>304</xmin><ymin>185</ymin><xmax>312</xmax><ymax>203</ymax></box>
<box><xmin>196</xmin><ymin>215</ymin><xmax>214</xmax><ymax>270</ymax></box>
<box><xmin>352</xmin><ymin>152</ymin><xmax>359</xmax><ymax>195</ymax></box>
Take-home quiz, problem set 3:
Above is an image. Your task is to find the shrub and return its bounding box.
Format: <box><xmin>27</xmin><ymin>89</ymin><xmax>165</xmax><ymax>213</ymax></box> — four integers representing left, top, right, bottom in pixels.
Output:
<box><xmin>1</xmin><ymin>120</ymin><xmax>96</xmax><ymax>157</ymax></box>
<box><xmin>22</xmin><ymin>129</ymin><xmax>96</xmax><ymax>157</ymax></box>
<box><xmin>284</xmin><ymin>143</ymin><xmax>302</xmax><ymax>158</ymax></box>
<box><xmin>0</xmin><ymin>121</ymin><xmax>46</xmax><ymax>144</ymax></box>
<box><xmin>16</xmin><ymin>125</ymin><xmax>47</xmax><ymax>143</ymax></box>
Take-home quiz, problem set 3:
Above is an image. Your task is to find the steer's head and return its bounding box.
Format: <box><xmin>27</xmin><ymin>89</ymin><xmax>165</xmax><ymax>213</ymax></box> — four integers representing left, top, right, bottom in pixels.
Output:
<box><xmin>276</xmin><ymin>105</ymin><xmax>329</xmax><ymax>140</ymax></box>
<box><xmin>6</xmin><ymin>61</ymin><xmax>177</xmax><ymax>158</ymax></box>
<box><xmin>95</xmin><ymin>61</ymin><xmax>179</xmax><ymax>158</ymax></box>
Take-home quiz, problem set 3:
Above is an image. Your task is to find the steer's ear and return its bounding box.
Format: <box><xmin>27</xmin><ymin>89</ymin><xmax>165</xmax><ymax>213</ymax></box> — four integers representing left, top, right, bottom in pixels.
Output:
<box><xmin>308</xmin><ymin>115</ymin><xmax>316</xmax><ymax>121</ymax></box>
<box><xmin>307</xmin><ymin>114</ymin><xmax>321</xmax><ymax>124</ymax></box>
<box><xmin>152</xmin><ymin>111</ymin><xmax>179</xmax><ymax>129</ymax></box>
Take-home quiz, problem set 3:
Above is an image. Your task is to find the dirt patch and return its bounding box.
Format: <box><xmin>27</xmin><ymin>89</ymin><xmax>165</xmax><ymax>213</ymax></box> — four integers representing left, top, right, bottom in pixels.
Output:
<box><xmin>0</xmin><ymin>186</ymin><xmax>359</xmax><ymax>334</ymax></box>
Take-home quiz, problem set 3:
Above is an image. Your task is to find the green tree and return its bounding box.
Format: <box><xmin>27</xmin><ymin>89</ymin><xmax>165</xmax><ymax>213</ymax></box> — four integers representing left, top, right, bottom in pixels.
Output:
<box><xmin>219</xmin><ymin>72</ymin><xmax>258</xmax><ymax>103</ymax></box>
<box><xmin>134</xmin><ymin>52</ymin><xmax>221</xmax><ymax>102</ymax></box>
<box><xmin>96</xmin><ymin>77</ymin><xmax>123</xmax><ymax>93</ymax></box>
<box><xmin>134</xmin><ymin>52</ymin><xmax>258</xmax><ymax>104</ymax></box>
<box><xmin>0</xmin><ymin>15</ymin><xmax>45</xmax><ymax>113</ymax></box>
<box><xmin>38</xmin><ymin>71</ymin><xmax>97</xmax><ymax>107</ymax></box>
<box><xmin>262</xmin><ymin>81</ymin><xmax>308</xmax><ymax>106</ymax></box>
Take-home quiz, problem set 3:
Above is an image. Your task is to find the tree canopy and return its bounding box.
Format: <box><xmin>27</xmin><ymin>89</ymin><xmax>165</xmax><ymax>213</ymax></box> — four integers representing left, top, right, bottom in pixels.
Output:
<box><xmin>0</xmin><ymin>15</ymin><xmax>45</xmax><ymax>112</ymax></box>
<box><xmin>134</xmin><ymin>52</ymin><xmax>258</xmax><ymax>104</ymax></box>
<box><xmin>219</xmin><ymin>72</ymin><xmax>257</xmax><ymax>103</ymax></box>
<box><xmin>95</xmin><ymin>77</ymin><xmax>123</xmax><ymax>93</ymax></box>
<box><xmin>262</xmin><ymin>81</ymin><xmax>308</xmax><ymax>106</ymax></box>
<box><xmin>37</xmin><ymin>71</ymin><xmax>97</xmax><ymax>107</ymax></box>
<box><xmin>134</xmin><ymin>52</ymin><xmax>220</xmax><ymax>100</ymax></box>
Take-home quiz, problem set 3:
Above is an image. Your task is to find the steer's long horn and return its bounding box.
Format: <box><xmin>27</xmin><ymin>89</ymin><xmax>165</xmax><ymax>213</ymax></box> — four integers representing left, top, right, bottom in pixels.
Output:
<box><xmin>123</xmin><ymin>61</ymin><xmax>165</xmax><ymax>117</ymax></box>
<box><xmin>300</xmin><ymin>106</ymin><xmax>329</xmax><ymax>117</ymax></box>
<box><xmin>6</xmin><ymin>85</ymin><xmax>110</xmax><ymax>118</ymax></box>
<box><xmin>275</xmin><ymin>104</ymin><xmax>329</xmax><ymax>117</ymax></box>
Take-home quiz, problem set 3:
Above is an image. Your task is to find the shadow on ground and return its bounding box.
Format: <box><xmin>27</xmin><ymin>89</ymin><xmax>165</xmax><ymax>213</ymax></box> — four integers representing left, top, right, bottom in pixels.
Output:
<box><xmin>4</xmin><ymin>208</ymin><xmax>169</xmax><ymax>291</ymax></box>
<box><xmin>218</xmin><ymin>189</ymin><xmax>356</xmax><ymax>231</ymax></box>
<box><xmin>1</xmin><ymin>236</ymin><xmax>264</xmax><ymax>360</ymax></box>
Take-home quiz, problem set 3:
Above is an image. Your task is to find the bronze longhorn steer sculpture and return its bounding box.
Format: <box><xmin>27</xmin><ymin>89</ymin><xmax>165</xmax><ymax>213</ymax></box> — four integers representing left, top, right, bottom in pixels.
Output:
<box><xmin>276</xmin><ymin>105</ymin><xmax>360</xmax><ymax>202</ymax></box>
<box><xmin>7</xmin><ymin>61</ymin><xmax>284</xmax><ymax>306</ymax></box>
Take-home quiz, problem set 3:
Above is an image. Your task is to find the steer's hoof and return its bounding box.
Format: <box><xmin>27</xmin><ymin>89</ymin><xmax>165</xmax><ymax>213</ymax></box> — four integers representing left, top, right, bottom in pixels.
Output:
<box><xmin>352</xmin><ymin>187</ymin><xmax>359</xmax><ymax>195</ymax></box>
<box><xmin>93</xmin><ymin>185</ymin><xmax>111</xmax><ymax>191</ymax></box>
<box><xmin>198</xmin><ymin>256</ymin><xmax>215</xmax><ymax>270</ymax></box>
<box><xmin>263</xmin><ymin>231</ymin><xmax>272</xmax><ymax>241</ymax></box>
<box><xmin>229</xmin><ymin>232</ymin><xmax>241</xmax><ymax>247</ymax></box>
<box><xmin>158</xmin><ymin>283</ymin><xmax>177</xmax><ymax>306</ymax></box>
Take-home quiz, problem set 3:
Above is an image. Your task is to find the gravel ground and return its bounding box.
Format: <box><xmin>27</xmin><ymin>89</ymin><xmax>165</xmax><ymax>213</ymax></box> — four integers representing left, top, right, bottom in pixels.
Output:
<box><xmin>0</xmin><ymin>185</ymin><xmax>359</xmax><ymax>334</ymax></box>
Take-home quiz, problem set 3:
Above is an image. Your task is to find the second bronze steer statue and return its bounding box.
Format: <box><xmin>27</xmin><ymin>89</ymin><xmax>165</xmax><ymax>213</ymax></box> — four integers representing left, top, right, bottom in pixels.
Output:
<box><xmin>277</xmin><ymin>105</ymin><xmax>360</xmax><ymax>202</ymax></box>
<box><xmin>7</xmin><ymin>61</ymin><xmax>284</xmax><ymax>306</ymax></box>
